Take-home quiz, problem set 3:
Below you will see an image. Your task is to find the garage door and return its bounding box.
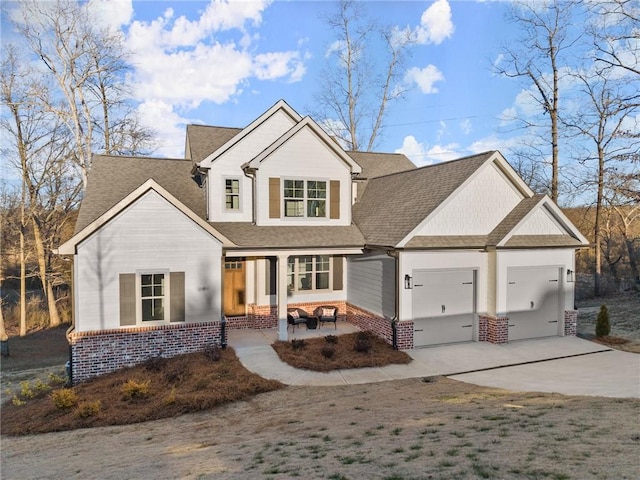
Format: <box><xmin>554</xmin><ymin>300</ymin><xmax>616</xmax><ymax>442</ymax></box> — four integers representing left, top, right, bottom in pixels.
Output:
<box><xmin>412</xmin><ymin>269</ymin><xmax>475</xmax><ymax>347</ymax></box>
<box><xmin>507</xmin><ymin>267</ymin><xmax>560</xmax><ymax>341</ymax></box>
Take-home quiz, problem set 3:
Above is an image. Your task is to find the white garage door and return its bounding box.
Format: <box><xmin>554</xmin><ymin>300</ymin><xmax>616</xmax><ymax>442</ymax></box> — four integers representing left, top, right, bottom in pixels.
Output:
<box><xmin>412</xmin><ymin>269</ymin><xmax>475</xmax><ymax>347</ymax></box>
<box><xmin>507</xmin><ymin>267</ymin><xmax>560</xmax><ymax>341</ymax></box>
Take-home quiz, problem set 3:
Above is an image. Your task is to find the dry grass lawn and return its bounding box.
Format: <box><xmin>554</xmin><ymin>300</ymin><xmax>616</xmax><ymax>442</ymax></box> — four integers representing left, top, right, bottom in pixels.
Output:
<box><xmin>272</xmin><ymin>332</ymin><xmax>412</xmax><ymax>372</ymax></box>
<box><xmin>1</xmin><ymin>347</ymin><xmax>283</xmax><ymax>436</ymax></box>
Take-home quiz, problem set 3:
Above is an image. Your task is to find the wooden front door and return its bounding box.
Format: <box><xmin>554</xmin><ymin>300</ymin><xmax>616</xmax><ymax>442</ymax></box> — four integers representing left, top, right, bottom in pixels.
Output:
<box><xmin>224</xmin><ymin>260</ymin><xmax>246</xmax><ymax>316</ymax></box>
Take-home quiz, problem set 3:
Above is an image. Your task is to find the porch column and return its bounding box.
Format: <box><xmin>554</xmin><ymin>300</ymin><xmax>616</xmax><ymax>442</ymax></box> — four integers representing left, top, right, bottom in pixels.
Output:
<box><xmin>277</xmin><ymin>254</ymin><xmax>289</xmax><ymax>341</ymax></box>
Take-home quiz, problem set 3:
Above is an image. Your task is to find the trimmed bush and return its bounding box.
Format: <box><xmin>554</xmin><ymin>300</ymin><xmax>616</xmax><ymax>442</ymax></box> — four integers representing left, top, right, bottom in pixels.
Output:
<box><xmin>595</xmin><ymin>304</ymin><xmax>610</xmax><ymax>337</ymax></box>
<box><xmin>52</xmin><ymin>388</ymin><xmax>78</xmax><ymax>410</ymax></box>
<box><xmin>325</xmin><ymin>335</ymin><xmax>338</xmax><ymax>344</ymax></box>
<box><xmin>321</xmin><ymin>345</ymin><xmax>335</xmax><ymax>359</ymax></box>
<box><xmin>353</xmin><ymin>332</ymin><xmax>372</xmax><ymax>353</ymax></box>
<box><xmin>76</xmin><ymin>400</ymin><xmax>101</xmax><ymax>418</ymax></box>
<box><xmin>291</xmin><ymin>338</ymin><xmax>306</xmax><ymax>350</ymax></box>
<box><xmin>204</xmin><ymin>344</ymin><xmax>222</xmax><ymax>362</ymax></box>
<box><xmin>121</xmin><ymin>379</ymin><xmax>151</xmax><ymax>401</ymax></box>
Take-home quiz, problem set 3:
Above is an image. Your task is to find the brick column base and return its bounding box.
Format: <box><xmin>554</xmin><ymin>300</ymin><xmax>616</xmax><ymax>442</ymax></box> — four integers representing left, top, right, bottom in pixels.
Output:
<box><xmin>479</xmin><ymin>315</ymin><xmax>509</xmax><ymax>344</ymax></box>
<box><xmin>564</xmin><ymin>310</ymin><xmax>578</xmax><ymax>336</ymax></box>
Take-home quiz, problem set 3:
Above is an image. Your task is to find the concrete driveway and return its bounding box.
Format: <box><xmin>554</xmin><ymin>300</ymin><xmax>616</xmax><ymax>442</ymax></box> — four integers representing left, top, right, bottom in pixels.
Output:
<box><xmin>228</xmin><ymin>328</ymin><xmax>640</xmax><ymax>398</ymax></box>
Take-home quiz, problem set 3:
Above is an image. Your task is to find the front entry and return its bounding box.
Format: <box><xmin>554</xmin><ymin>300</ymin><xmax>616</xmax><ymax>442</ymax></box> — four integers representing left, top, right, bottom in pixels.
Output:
<box><xmin>224</xmin><ymin>260</ymin><xmax>246</xmax><ymax>316</ymax></box>
<box><xmin>412</xmin><ymin>269</ymin><xmax>475</xmax><ymax>347</ymax></box>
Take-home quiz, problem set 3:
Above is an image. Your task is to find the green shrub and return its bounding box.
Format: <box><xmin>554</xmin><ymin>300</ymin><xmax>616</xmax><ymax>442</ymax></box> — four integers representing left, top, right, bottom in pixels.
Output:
<box><xmin>76</xmin><ymin>400</ymin><xmax>101</xmax><ymax>418</ymax></box>
<box><xmin>321</xmin><ymin>345</ymin><xmax>335</xmax><ymax>359</ymax></box>
<box><xmin>595</xmin><ymin>304</ymin><xmax>610</xmax><ymax>337</ymax></box>
<box><xmin>353</xmin><ymin>332</ymin><xmax>372</xmax><ymax>353</ymax></box>
<box><xmin>52</xmin><ymin>388</ymin><xmax>78</xmax><ymax>409</ymax></box>
<box><xmin>121</xmin><ymin>379</ymin><xmax>151</xmax><ymax>401</ymax></box>
<box><xmin>291</xmin><ymin>338</ymin><xmax>306</xmax><ymax>350</ymax></box>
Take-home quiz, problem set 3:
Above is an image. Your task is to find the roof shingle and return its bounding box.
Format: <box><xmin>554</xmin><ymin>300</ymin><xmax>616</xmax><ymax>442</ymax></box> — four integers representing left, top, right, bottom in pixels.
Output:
<box><xmin>185</xmin><ymin>125</ymin><xmax>242</xmax><ymax>163</ymax></box>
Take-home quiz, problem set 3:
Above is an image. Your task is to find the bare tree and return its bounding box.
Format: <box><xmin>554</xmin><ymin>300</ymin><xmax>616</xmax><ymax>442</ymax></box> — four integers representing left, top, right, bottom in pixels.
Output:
<box><xmin>312</xmin><ymin>0</ymin><xmax>414</xmax><ymax>151</ymax></box>
<box><xmin>497</xmin><ymin>0</ymin><xmax>581</xmax><ymax>202</ymax></box>
<box><xmin>590</xmin><ymin>0</ymin><xmax>640</xmax><ymax>77</ymax></box>
<box><xmin>564</xmin><ymin>67</ymin><xmax>639</xmax><ymax>296</ymax></box>
<box><xmin>12</xmin><ymin>0</ymin><xmax>154</xmax><ymax>188</ymax></box>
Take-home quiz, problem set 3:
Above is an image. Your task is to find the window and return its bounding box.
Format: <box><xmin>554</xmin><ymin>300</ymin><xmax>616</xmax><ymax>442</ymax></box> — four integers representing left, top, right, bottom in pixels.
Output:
<box><xmin>225</xmin><ymin>178</ymin><xmax>240</xmax><ymax>210</ymax></box>
<box><xmin>283</xmin><ymin>179</ymin><xmax>326</xmax><ymax>218</ymax></box>
<box><xmin>287</xmin><ymin>256</ymin><xmax>331</xmax><ymax>292</ymax></box>
<box><xmin>141</xmin><ymin>273</ymin><xmax>165</xmax><ymax>321</ymax></box>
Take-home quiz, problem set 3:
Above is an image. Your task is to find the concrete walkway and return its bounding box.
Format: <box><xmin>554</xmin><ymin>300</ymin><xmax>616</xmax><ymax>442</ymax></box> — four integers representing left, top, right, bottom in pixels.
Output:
<box><xmin>228</xmin><ymin>327</ymin><xmax>640</xmax><ymax>398</ymax></box>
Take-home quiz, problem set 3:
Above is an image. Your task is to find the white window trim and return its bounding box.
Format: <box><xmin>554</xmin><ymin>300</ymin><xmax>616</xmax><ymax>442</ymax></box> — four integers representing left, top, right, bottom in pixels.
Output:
<box><xmin>287</xmin><ymin>256</ymin><xmax>332</xmax><ymax>294</ymax></box>
<box><xmin>223</xmin><ymin>176</ymin><xmax>242</xmax><ymax>212</ymax></box>
<box><xmin>135</xmin><ymin>269</ymin><xmax>170</xmax><ymax>325</ymax></box>
<box><xmin>282</xmin><ymin>177</ymin><xmax>329</xmax><ymax>220</ymax></box>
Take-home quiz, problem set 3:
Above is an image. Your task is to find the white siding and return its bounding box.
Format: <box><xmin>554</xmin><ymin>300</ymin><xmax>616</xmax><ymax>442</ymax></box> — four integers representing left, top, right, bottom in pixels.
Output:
<box><xmin>512</xmin><ymin>207</ymin><xmax>565</xmax><ymax>235</ymax></box>
<box><xmin>75</xmin><ymin>191</ymin><xmax>222</xmax><ymax>332</ymax></box>
<box><xmin>495</xmin><ymin>249</ymin><xmax>575</xmax><ymax>317</ymax></box>
<box><xmin>256</xmin><ymin>127</ymin><xmax>353</xmax><ymax>226</ymax></box>
<box><xmin>347</xmin><ymin>252</ymin><xmax>396</xmax><ymax>318</ymax></box>
<box><xmin>207</xmin><ymin>110</ymin><xmax>296</xmax><ymax>222</ymax></box>
<box><xmin>414</xmin><ymin>163</ymin><xmax>524</xmax><ymax>236</ymax></box>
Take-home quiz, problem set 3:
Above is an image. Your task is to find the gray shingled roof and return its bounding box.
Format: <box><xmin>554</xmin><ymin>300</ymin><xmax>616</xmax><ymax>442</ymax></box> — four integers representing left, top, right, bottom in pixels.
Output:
<box><xmin>404</xmin><ymin>236</ymin><xmax>489</xmax><ymax>249</ymax></box>
<box><xmin>211</xmin><ymin>223</ymin><xmax>365</xmax><ymax>249</ymax></box>
<box><xmin>353</xmin><ymin>151</ymin><xmax>495</xmax><ymax>247</ymax></box>
<box><xmin>486</xmin><ymin>194</ymin><xmax>545</xmax><ymax>246</ymax></box>
<box><xmin>504</xmin><ymin>235</ymin><xmax>584</xmax><ymax>248</ymax></box>
<box><xmin>347</xmin><ymin>151</ymin><xmax>415</xmax><ymax>179</ymax></box>
<box><xmin>185</xmin><ymin>125</ymin><xmax>242</xmax><ymax>163</ymax></box>
<box><xmin>74</xmin><ymin>155</ymin><xmax>205</xmax><ymax>234</ymax></box>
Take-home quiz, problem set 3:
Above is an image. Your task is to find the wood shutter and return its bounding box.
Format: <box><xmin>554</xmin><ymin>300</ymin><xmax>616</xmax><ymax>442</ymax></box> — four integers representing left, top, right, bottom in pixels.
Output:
<box><xmin>332</xmin><ymin>256</ymin><xmax>343</xmax><ymax>291</ymax></box>
<box><xmin>119</xmin><ymin>273</ymin><xmax>136</xmax><ymax>326</ymax></box>
<box><xmin>170</xmin><ymin>272</ymin><xmax>185</xmax><ymax>322</ymax></box>
<box><xmin>330</xmin><ymin>180</ymin><xmax>340</xmax><ymax>219</ymax></box>
<box><xmin>269</xmin><ymin>177</ymin><xmax>280</xmax><ymax>218</ymax></box>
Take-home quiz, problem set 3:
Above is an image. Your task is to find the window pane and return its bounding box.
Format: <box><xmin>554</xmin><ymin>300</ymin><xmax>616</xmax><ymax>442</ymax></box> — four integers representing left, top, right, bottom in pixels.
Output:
<box><xmin>284</xmin><ymin>199</ymin><xmax>303</xmax><ymax>217</ymax></box>
<box><xmin>225</xmin><ymin>179</ymin><xmax>239</xmax><ymax>194</ymax></box>
<box><xmin>141</xmin><ymin>274</ymin><xmax>152</xmax><ymax>286</ymax></box>
<box><xmin>299</xmin><ymin>256</ymin><xmax>313</xmax><ymax>273</ymax></box>
<box><xmin>316</xmin><ymin>272</ymin><xmax>329</xmax><ymax>289</ymax></box>
<box><xmin>307</xmin><ymin>199</ymin><xmax>326</xmax><ymax>217</ymax></box>
<box><xmin>307</xmin><ymin>181</ymin><xmax>326</xmax><ymax>199</ymax></box>
<box><xmin>299</xmin><ymin>273</ymin><xmax>312</xmax><ymax>290</ymax></box>
<box><xmin>316</xmin><ymin>256</ymin><xmax>330</xmax><ymax>271</ymax></box>
<box><xmin>142</xmin><ymin>299</ymin><xmax>164</xmax><ymax>321</ymax></box>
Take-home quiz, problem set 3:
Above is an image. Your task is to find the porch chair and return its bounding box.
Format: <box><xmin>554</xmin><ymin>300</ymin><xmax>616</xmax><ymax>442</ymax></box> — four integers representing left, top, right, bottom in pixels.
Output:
<box><xmin>287</xmin><ymin>308</ymin><xmax>310</xmax><ymax>332</ymax></box>
<box><xmin>314</xmin><ymin>305</ymin><xmax>338</xmax><ymax>330</ymax></box>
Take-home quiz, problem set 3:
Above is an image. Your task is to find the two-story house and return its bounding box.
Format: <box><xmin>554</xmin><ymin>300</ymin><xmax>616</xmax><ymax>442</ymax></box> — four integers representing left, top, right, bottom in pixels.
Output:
<box><xmin>58</xmin><ymin>100</ymin><xmax>589</xmax><ymax>382</ymax></box>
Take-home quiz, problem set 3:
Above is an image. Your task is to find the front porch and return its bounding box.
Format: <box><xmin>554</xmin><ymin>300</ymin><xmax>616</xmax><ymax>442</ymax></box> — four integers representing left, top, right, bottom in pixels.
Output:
<box><xmin>228</xmin><ymin>319</ymin><xmax>362</xmax><ymax>347</ymax></box>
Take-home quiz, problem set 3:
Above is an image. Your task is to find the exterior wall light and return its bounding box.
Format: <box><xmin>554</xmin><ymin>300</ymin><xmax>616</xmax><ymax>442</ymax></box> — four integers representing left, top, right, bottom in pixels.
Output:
<box><xmin>404</xmin><ymin>274</ymin><xmax>413</xmax><ymax>289</ymax></box>
<box><xmin>566</xmin><ymin>269</ymin><xmax>574</xmax><ymax>283</ymax></box>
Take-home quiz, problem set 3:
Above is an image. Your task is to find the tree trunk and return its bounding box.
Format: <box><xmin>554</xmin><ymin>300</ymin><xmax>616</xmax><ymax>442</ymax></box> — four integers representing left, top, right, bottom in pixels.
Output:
<box><xmin>625</xmin><ymin>237</ymin><xmax>640</xmax><ymax>287</ymax></box>
<box><xmin>31</xmin><ymin>216</ymin><xmax>61</xmax><ymax>327</ymax></box>
<box><xmin>19</xmin><ymin>219</ymin><xmax>27</xmax><ymax>337</ymax></box>
<box><xmin>594</xmin><ymin>146</ymin><xmax>605</xmax><ymax>297</ymax></box>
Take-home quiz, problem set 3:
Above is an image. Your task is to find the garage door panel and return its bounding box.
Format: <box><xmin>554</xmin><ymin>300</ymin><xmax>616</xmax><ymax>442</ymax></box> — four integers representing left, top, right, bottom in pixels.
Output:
<box><xmin>412</xmin><ymin>269</ymin><xmax>475</xmax><ymax>347</ymax></box>
<box><xmin>507</xmin><ymin>267</ymin><xmax>560</xmax><ymax>341</ymax></box>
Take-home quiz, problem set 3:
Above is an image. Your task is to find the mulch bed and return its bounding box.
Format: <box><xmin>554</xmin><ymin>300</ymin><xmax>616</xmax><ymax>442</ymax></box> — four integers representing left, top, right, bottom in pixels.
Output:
<box><xmin>272</xmin><ymin>331</ymin><xmax>412</xmax><ymax>372</ymax></box>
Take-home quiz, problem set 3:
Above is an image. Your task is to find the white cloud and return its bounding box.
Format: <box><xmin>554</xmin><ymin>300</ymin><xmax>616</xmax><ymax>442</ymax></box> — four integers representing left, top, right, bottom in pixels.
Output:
<box><xmin>88</xmin><ymin>0</ymin><xmax>133</xmax><ymax>30</ymax></box>
<box><xmin>404</xmin><ymin>65</ymin><xmax>445</xmax><ymax>94</ymax></box>
<box><xmin>460</xmin><ymin>118</ymin><xmax>472</xmax><ymax>135</ymax></box>
<box><xmin>395</xmin><ymin>136</ymin><xmax>460</xmax><ymax>166</ymax></box>
<box><xmin>414</xmin><ymin>0</ymin><xmax>455</xmax><ymax>45</ymax></box>
<box><xmin>254</xmin><ymin>51</ymin><xmax>306</xmax><ymax>82</ymax></box>
<box><xmin>137</xmin><ymin>100</ymin><xmax>191</xmax><ymax>158</ymax></box>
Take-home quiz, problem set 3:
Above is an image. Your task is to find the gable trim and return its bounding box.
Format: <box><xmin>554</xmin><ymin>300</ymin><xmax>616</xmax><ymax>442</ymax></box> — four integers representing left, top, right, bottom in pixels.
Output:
<box><xmin>242</xmin><ymin>117</ymin><xmax>363</xmax><ymax>174</ymax></box>
<box><xmin>57</xmin><ymin>179</ymin><xmax>234</xmax><ymax>255</ymax></box>
<box><xmin>497</xmin><ymin>196</ymin><xmax>590</xmax><ymax>247</ymax></box>
<box><xmin>198</xmin><ymin>100</ymin><xmax>302</xmax><ymax>169</ymax></box>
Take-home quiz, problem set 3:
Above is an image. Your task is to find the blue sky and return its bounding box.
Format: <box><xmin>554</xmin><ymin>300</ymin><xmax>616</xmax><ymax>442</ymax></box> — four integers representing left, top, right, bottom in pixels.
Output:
<box><xmin>0</xmin><ymin>1</ymin><xmax>542</xmax><ymax>166</ymax></box>
<box><xmin>83</xmin><ymin>0</ymin><xmax>527</xmax><ymax>165</ymax></box>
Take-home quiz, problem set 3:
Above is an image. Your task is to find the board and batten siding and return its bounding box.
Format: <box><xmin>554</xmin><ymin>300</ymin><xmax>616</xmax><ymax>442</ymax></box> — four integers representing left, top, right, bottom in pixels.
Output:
<box><xmin>347</xmin><ymin>252</ymin><xmax>396</xmax><ymax>319</ymax></box>
<box><xmin>414</xmin><ymin>163</ymin><xmax>523</xmax><ymax>236</ymax></box>
<box><xmin>256</xmin><ymin>127</ymin><xmax>353</xmax><ymax>226</ymax></box>
<box><xmin>206</xmin><ymin>109</ymin><xmax>296</xmax><ymax>223</ymax></box>
<box><xmin>74</xmin><ymin>190</ymin><xmax>222</xmax><ymax>332</ymax></box>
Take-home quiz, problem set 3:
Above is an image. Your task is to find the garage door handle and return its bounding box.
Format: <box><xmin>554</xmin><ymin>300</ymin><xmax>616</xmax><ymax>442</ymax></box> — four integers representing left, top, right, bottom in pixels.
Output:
<box><xmin>414</xmin><ymin>284</ymin><xmax>423</xmax><ymax>287</ymax></box>
<box><xmin>508</xmin><ymin>324</ymin><xmax>515</xmax><ymax>327</ymax></box>
<box><xmin>461</xmin><ymin>324</ymin><xmax>472</xmax><ymax>328</ymax></box>
<box><xmin>548</xmin><ymin>320</ymin><xmax>558</xmax><ymax>323</ymax></box>
<box><xmin>462</xmin><ymin>282</ymin><xmax>473</xmax><ymax>285</ymax></box>
<box><xmin>414</xmin><ymin>329</ymin><xmax>424</xmax><ymax>332</ymax></box>
<box><xmin>549</xmin><ymin>279</ymin><xmax>558</xmax><ymax>282</ymax></box>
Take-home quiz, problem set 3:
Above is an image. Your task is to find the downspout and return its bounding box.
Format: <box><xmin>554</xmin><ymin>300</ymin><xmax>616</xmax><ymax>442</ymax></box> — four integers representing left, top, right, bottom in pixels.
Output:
<box><xmin>243</xmin><ymin>167</ymin><xmax>257</xmax><ymax>225</ymax></box>
<box><xmin>386</xmin><ymin>249</ymin><xmax>400</xmax><ymax>350</ymax></box>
